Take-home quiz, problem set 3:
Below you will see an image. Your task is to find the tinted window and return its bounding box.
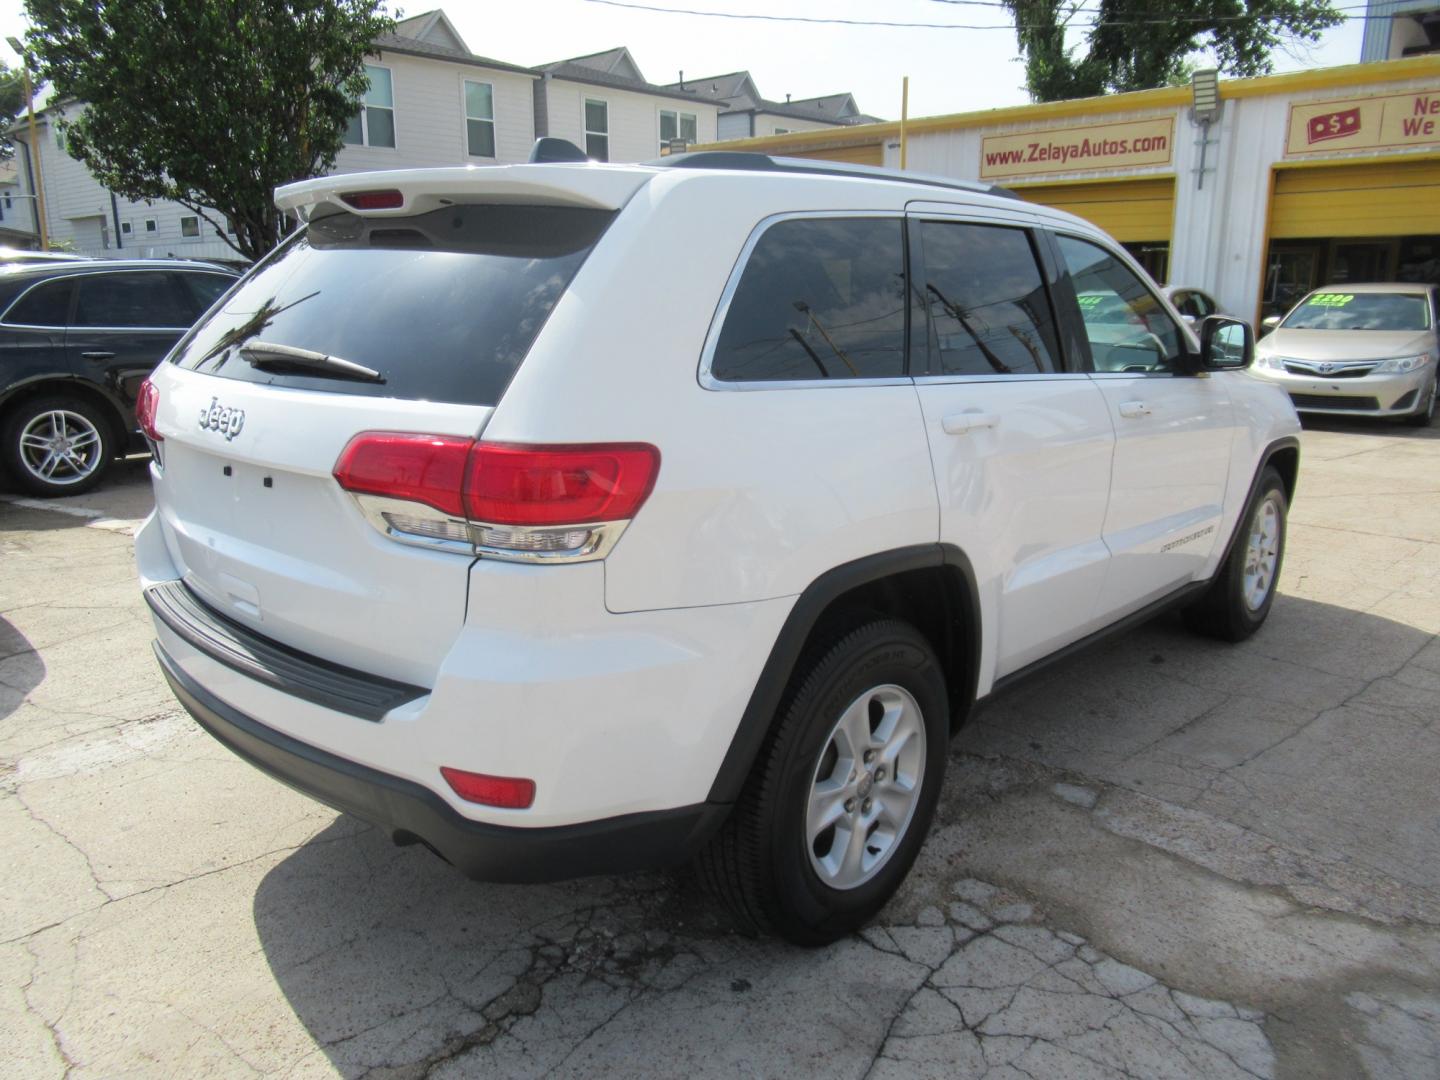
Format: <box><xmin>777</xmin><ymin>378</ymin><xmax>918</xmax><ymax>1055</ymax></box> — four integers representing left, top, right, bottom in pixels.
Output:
<box><xmin>75</xmin><ymin>272</ymin><xmax>193</xmax><ymax>328</ymax></box>
<box><xmin>711</xmin><ymin>217</ymin><xmax>907</xmax><ymax>382</ymax></box>
<box><xmin>171</xmin><ymin>204</ymin><xmax>614</xmax><ymax>407</ymax></box>
<box><xmin>919</xmin><ymin>222</ymin><xmax>1057</xmax><ymax>376</ymax></box>
<box><xmin>1057</xmin><ymin>235</ymin><xmax>1182</xmax><ymax>374</ymax></box>
<box><xmin>179</xmin><ymin>272</ymin><xmax>235</xmax><ymax>314</ymax></box>
<box><xmin>1282</xmin><ymin>291</ymin><xmax>1431</xmax><ymax>331</ymax></box>
<box><xmin>4</xmin><ymin>279</ymin><xmax>73</xmax><ymax>326</ymax></box>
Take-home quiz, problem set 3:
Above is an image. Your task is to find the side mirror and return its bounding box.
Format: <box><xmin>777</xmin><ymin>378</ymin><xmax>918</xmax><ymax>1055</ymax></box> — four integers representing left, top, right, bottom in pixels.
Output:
<box><xmin>1199</xmin><ymin>315</ymin><xmax>1253</xmax><ymax>371</ymax></box>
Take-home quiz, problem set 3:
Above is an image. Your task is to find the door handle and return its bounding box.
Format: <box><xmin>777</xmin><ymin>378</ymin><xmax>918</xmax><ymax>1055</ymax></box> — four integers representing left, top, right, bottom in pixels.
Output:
<box><xmin>1118</xmin><ymin>400</ymin><xmax>1151</xmax><ymax>419</ymax></box>
<box><xmin>941</xmin><ymin>411</ymin><xmax>1001</xmax><ymax>435</ymax></box>
<box><xmin>80</xmin><ymin>351</ymin><xmax>116</xmax><ymax>361</ymax></box>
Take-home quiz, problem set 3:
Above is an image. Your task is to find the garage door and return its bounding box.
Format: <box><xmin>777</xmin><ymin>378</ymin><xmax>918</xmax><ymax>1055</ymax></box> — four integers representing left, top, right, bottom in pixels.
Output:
<box><xmin>1270</xmin><ymin>158</ymin><xmax>1440</xmax><ymax>239</ymax></box>
<box><xmin>1009</xmin><ymin>177</ymin><xmax>1175</xmax><ymax>243</ymax></box>
<box><xmin>787</xmin><ymin>143</ymin><xmax>884</xmax><ymax>167</ymax></box>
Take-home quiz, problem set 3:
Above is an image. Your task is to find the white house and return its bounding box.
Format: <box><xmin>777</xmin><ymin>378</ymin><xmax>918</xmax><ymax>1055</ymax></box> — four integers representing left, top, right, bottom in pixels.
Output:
<box><xmin>4</xmin><ymin>8</ymin><xmax>865</xmax><ymax>259</ymax></box>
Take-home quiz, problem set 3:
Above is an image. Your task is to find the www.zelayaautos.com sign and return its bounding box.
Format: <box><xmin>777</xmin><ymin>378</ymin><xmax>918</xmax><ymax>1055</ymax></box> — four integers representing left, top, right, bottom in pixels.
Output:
<box><xmin>979</xmin><ymin>117</ymin><xmax>1175</xmax><ymax>180</ymax></box>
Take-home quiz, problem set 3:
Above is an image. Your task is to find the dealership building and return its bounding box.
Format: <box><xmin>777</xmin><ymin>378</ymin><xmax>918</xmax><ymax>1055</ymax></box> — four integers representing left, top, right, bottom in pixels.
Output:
<box><xmin>704</xmin><ymin>55</ymin><xmax>1440</xmax><ymax>323</ymax></box>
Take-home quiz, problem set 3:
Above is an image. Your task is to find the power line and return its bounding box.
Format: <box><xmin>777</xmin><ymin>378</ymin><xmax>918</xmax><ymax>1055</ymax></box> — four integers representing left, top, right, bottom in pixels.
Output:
<box><xmin>575</xmin><ymin>0</ymin><xmax>1367</xmax><ymax>30</ymax></box>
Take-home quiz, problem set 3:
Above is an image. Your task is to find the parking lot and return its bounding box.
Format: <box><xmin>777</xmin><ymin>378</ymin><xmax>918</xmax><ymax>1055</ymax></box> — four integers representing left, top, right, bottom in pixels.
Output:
<box><xmin>2</xmin><ymin>419</ymin><xmax>1439</xmax><ymax>1079</ymax></box>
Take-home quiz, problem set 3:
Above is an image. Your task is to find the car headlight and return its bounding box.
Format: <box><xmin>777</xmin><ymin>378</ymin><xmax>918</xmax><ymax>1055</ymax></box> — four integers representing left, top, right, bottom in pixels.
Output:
<box><xmin>1255</xmin><ymin>353</ymin><xmax>1286</xmax><ymax>371</ymax></box>
<box><xmin>1375</xmin><ymin>353</ymin><xmax>1432</xmax><ymax>374</ymax></box>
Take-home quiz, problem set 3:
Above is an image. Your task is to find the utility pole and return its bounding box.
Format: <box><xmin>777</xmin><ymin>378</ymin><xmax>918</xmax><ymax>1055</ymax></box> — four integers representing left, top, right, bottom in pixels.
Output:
<box><xmin>8</xmin><ymin>36</ymin><xmax>49</xmax><ymax>251</ymax></box>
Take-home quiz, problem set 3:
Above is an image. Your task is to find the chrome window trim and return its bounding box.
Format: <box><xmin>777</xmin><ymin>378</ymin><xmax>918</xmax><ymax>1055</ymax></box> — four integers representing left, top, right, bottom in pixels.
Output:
<box><xmin>0</xmin><ymin>266</ymin><xmax>224</xmax><ymax>331</ymax></box>
<box><xmin>698</xmin><ymin>209</ymin><xmax>908</xmax><ymax>392</ymax></box>
<box><xmin>910</xmin><ymin>371</ymin><xmax>1092</xmax><ymax>385</ymax></box>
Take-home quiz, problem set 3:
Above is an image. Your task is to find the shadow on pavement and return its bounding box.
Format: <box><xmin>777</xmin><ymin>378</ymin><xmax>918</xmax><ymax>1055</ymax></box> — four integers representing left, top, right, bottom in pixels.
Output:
<box><xmin>0</xmin><ymin>616</ymin><xmax>44</xmax><ymax>722</ymax></box>
<box><xmin>247</xmin><ymin>589</ymin><xmax>1437</xmax><ymax>1075</ymax></box>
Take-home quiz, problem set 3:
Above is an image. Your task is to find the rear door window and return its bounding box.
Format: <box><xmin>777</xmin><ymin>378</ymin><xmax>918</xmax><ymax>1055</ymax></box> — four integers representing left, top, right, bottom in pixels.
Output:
<box><xmin>178</xmin><ymin>271</ymin><xmax>236</xmax><ymax>315</ymax></box>
<box><xmin>710</xmin><ymin>217</ymin><xmax>908</xmax><ymax>382</ymax></box>
<box><xmin>915</xmin><ymin>221</ymin><xmax>1059</xmax><ymax>376</ymax></box>
<box><xmin>4</xmin><ymin>278</ymin><xmax>75</xmax><ymax>326</ymax></box>
<box><xmin>74</xmin><ymin>272</ymin><xmax>194</xmax><ymax>328</ymax></box>
<box><xmin>171</xmin><ymin>204</ymin><xmax>614</xmax><ymax>406</ymax></box>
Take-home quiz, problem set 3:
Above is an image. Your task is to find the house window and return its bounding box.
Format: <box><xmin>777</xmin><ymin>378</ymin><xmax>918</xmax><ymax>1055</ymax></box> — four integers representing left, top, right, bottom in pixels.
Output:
<box><xmin>180</xmin><ymin>216</ymin><xmax>200</xmax><ymax>238</ymax></box>
<box><xmin>584</xmin><ymin>98</ymin><xmax>608</xmax><ymax>162</ymax></box>
<box><xmin>343</xmin><ymin>64</ymin><xmax>396</xmax><ymax>148</ymax></box>
<box><xmin>659</xmin><ymin>109</ymin><xmax>697</xmax><ymax>153</ymax></box>
<box><xmin>464</xmin><ymin>80</ymin><xmax>496</xmax><ymax>158</ymax></box>
<box><xmin>144</xmin><ymin>219</ymin><xmax>158</xmax><ymax>233</ymax></box>
<box><xmin>120</xmin><ymin>221</ymin><xmax>132</xmax><ymax>235</ymax></box>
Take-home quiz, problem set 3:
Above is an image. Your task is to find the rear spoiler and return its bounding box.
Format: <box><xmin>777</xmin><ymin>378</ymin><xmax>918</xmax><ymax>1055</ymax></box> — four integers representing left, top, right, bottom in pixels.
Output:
<box><xmin>275</xmin><ymin>162</ymin><xmax>655</xmax><ymax>221</ymax></box>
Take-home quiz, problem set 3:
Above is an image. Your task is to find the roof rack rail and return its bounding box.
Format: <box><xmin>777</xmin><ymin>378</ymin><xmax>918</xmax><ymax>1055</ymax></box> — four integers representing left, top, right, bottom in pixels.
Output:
<box><xmin>647</xmin><ymin>150</ymin><xmax>1019</xmax><ymax>200</ymax></box>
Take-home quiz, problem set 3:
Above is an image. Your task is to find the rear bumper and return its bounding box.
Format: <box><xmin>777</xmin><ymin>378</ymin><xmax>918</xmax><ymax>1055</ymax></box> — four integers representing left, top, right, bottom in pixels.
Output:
<box><xmin>155</xmin><ymin>641</ymin><xmax>728</xmax><ymax>882</ymax></box>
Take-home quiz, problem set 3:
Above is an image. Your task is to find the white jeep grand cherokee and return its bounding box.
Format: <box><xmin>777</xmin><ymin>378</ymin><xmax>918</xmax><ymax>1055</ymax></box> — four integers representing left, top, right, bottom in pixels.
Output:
<box><xmin>136</xmin><ymin>151</ymin><xmax>1300</xmax><ymax>945</ymax></box>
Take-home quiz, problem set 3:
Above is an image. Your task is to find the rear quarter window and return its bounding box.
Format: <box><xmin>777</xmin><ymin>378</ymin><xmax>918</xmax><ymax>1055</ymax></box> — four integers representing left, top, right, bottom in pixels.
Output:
<box><xmin>709</xmin><ymin>216</ymin><xmax>908</xmax><ymax>382</ymax></box>
<box><xmin>170</xmin><ymin>204</ymin><xmax>614</xmax><ymax>407</ymax></box>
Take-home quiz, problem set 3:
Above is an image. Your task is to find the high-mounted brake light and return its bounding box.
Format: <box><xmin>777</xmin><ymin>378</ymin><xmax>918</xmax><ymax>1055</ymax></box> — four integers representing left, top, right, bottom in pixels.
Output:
<box><xmin>136</xmin><ymin>377</ymin><xmax>162</xmax><ymax>442</ymax></box>
<box><xmin>440</xmin><ymin>767</ymin><xmax>536</xmax><ymax>809</ymax></box>
<box><xmin>333</xmin><ymin>433</ymin><xmax>661</xmax><ymax>563</ymax></box>
<box><xmin>340</xmin><ymin>189</ymin><xmax>405</xmax><ymax>211</ymax></box>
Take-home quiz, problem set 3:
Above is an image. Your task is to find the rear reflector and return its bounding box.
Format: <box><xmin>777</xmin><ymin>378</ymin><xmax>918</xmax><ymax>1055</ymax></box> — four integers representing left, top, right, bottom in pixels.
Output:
<box><xmin>464</xmin><ymin>442</ymin><xmax>661</xmax><ymax>526</ymax></box>
<box><xmin>333</xmin><ymin>432</ymin><xmax>472</xmax><ymax>518</ymax></box>
<box><xmin>440</xmin><ymin>767</ymin><xmax>536</xmax><ymax>809</ymax></box>
<box><xmin>340</xmin><ymin>189</ymin><xmax>405</xmax><ymax>210</ymax></box>
<box><xmin>136</xmin><ymin>377</ymin><xmax>162</xmax><ymax>441</ymax></box>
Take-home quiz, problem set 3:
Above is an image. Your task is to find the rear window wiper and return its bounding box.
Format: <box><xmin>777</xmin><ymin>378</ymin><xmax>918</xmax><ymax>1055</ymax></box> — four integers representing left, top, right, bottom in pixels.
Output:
<box><xmin>239</xmin><ymin>341</ymin><xmax>384</xmax><ymax>383</ymax></box>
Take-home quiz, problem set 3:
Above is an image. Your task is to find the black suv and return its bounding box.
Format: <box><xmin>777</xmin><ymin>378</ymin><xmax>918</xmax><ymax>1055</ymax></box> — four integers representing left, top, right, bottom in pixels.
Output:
<box><xmin>0</xmin><ymin>259</ymin><xmax>239</xmax><ymax>496</ymax></box>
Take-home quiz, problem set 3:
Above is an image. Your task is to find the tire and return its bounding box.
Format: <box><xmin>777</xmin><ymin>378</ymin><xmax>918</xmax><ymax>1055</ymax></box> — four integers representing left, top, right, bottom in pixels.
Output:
<box><xmin>1</xmin><ymin>395</ymin><xmax>116</xmax><ymax>497</ymax></box>
<box><xmin>696</xmin><ymin>618</ymin><xmax>948</xmax><ymax>945</ymax></box>
<box><xmin>1404</xmin><ymin>376</ymin><xmax>1436</xmax><ymax>427</ymax></box>
<box><xmin>1183</xmin><ymin>466</ymin><xmax>1287</xmax><ymax>643</ymax></box>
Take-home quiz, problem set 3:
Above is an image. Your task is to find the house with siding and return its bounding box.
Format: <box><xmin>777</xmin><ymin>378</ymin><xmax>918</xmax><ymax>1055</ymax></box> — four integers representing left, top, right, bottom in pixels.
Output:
<box><xmin>3</xmin><ymin>8</ymin><xmax>861</xmax><ymax>258</ymax></box>
<box><xmin>663</xmin><ymin>70</ymin><xmax>879</xmax><ymax>141</ymax></box>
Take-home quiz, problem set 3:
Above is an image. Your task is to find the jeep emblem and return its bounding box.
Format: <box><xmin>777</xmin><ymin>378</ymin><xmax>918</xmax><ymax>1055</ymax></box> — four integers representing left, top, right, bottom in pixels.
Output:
<box><xmin>198</xmin><ymin>397</ymin><xmax>245</xmax><ymax>441</ymax></box>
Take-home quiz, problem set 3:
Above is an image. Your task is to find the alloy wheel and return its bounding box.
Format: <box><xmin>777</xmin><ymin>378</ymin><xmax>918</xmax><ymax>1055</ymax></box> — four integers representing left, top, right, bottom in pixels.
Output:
<box><xmin>17</xmin><ymin>409</ymin><xmax>105</xmax><ymax>487</ymax></box>
<box><xmin>806</xmin><ymin>684</ymin><xmax>927</xmax><ymax>890</ymax></box>
<box><xmin>1242</xmin><ymin>495</ymin><xmax>1282</xmax><ymax>611</ymax></box>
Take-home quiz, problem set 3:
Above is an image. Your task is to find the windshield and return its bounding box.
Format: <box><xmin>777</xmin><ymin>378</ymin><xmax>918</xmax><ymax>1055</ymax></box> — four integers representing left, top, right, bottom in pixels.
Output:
<box><xmin>170</xmin><ymin>203</ymin><xmax>615</xmax><ymax>406</ymax></box>
<box><xmin>1281</xmin><ymin>291</ymin><xmax>1432</xmax><ymax>332</ymax></box>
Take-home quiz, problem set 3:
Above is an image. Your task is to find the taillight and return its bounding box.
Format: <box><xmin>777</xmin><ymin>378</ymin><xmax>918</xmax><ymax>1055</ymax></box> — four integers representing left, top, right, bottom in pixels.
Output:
<box><xmin>340</xmin><ymin>189</ymin><xmax>404</xmax><ymax>210</ymax></box>
<box><xmin>440</xmin><ymin>767</ymin><xmax>536</xmax><ymax>809</ymax></box>
<box><xmin>333</xmin><ymin>433</ymin><xmax>660</xmax><ymax>563</ymax></box>
<box><xmin>463</xmin><ymin>443</ymin><xmax>660</xmax><ymax>526</ymax></box>
<box><xmin>136</xmin><ymin>377</ymin><xmax>162</xmax><ymax>442</ymax></box>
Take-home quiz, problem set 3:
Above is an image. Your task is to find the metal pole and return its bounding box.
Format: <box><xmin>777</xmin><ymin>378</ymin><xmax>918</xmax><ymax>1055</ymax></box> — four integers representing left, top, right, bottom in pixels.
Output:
<box><xmin>19</xmin><ymin>61</ymin><xmax>49</xmax><ymax>251</ymax></box>
<box><xmin>900</xmin><ymin>76</ymin><xmax>910</xmax><ymax>171</ymax></box>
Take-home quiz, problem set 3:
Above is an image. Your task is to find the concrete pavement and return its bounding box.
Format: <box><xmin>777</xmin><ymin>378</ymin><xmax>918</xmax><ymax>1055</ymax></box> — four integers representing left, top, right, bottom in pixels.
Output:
<box><xmin>2</xmin><ymin>419</ymin><xmax>1438</xmax><ymax>1078</ymax></box>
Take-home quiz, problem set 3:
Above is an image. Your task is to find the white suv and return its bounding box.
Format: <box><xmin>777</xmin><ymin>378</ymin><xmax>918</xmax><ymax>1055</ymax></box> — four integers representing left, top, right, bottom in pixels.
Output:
<box><xmin>136</xmin><ymin>151</ymin><xmax>1300</xmax><ymax>945</ymax></box>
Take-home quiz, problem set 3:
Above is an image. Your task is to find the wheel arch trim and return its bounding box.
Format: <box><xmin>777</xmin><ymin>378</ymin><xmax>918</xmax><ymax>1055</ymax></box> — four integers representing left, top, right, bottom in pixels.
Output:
<box><xmin>705</xmin><ymin>543</ymin><xmax>981</xmax><ymax>805</ymax></box>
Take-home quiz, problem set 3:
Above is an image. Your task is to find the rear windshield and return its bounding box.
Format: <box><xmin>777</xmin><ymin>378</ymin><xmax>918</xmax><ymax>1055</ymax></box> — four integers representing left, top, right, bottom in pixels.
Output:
<box><xmin>170</xmin><ymin>204</ymin><xmax>614</xmax><ymax>405</ymax></box>
<box><xmin>1282</xmin><ymin>291</ymin><xmax>1432</xmax><ymax>332</ymax></box>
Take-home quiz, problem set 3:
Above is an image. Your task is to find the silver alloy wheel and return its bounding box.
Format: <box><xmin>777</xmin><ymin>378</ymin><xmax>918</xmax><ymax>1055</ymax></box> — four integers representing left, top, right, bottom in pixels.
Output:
<box><xmin>806</xmin><ymin>683</ymin><xmax>927</xmax><ymax>890</ymax></box>
<box><xmin>17</xmin><ymin>409</ymin><xmax>104</xmax><ymax>487</ymax></box>
<box><xmin>1242</xmin><ymin>494</ymin><xmax>1282</xmax><ymax>612</ymax></box>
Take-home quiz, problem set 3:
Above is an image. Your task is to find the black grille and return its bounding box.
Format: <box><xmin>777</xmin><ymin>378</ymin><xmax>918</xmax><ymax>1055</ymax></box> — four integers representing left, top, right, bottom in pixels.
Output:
<box><xmin>1289</xmin><ymin>393</ymin><xmax>1380</xmax><ymax>411</ymax></box>
<box><xmin>145</xmin><ymin>580</ymin><xmax>426</xmax><ymax>721</ymax></box>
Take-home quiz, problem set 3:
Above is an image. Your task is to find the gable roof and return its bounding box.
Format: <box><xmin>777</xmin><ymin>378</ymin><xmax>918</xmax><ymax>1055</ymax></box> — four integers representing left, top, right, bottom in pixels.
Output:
<box><xmin>372</xmin><ymin>29</ymin><xmax>536</xmax><ymax>77</ymax></box>
<box><xmin>538</xmin><ymin>52</ymin><xmax>719</xmax><ymax>106</ymax></box>
<box><xmin>663</xmin><ymin>71</ymin><xmax>762</xmax><ymax>110</ymax></box>
<box><xmin>393</xmin><ymin>9</ymin><xmax>469</xmax><ymax>52</ymax></box>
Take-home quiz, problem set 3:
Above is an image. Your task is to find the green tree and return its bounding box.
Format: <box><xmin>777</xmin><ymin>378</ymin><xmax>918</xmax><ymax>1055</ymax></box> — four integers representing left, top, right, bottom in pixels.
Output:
<box><xmin>0</xmin><ymin>62</ymin><xmax>30</xmax><ymax>160</ymax></box>
<box><xmin>1005</xmin><ymin>0</ymin><xmax>1343</xmax><ymax>102</ymax></box>
<box><xmin>23</xmin><ymin>0</ymin><xmax>394</xmax><ymax>259</ymax></box>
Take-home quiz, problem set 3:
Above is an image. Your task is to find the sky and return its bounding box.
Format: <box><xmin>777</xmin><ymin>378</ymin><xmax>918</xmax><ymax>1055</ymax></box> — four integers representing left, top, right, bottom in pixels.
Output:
<box><xmin>0</xmin><ymin>0</ymin><xmax>1368</xmax><ymax>121</ymax></box>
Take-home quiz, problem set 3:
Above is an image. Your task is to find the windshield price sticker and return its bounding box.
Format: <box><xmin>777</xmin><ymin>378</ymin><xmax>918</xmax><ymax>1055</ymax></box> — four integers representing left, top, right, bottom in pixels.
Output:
<box><xmin>1077</xmin><ymin>294</ymin><xmax>1105</xmax><ymax>308</ymax></box>
<box><xmin>1307</xmin><ymin>293</ymin><xmax>1355</xmax><ymax>307</ymax></box>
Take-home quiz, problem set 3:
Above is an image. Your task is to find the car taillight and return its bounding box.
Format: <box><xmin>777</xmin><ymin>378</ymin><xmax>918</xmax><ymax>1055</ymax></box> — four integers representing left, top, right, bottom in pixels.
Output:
<box><xmin>136</xmin><ymin>377</ymin><xmax>162</xmax><ymax>442</ymax></box>
<box><xmin>333</xmin><ymin>433</ymin><xmax>660</xmax><ymax>563</ymax></box>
